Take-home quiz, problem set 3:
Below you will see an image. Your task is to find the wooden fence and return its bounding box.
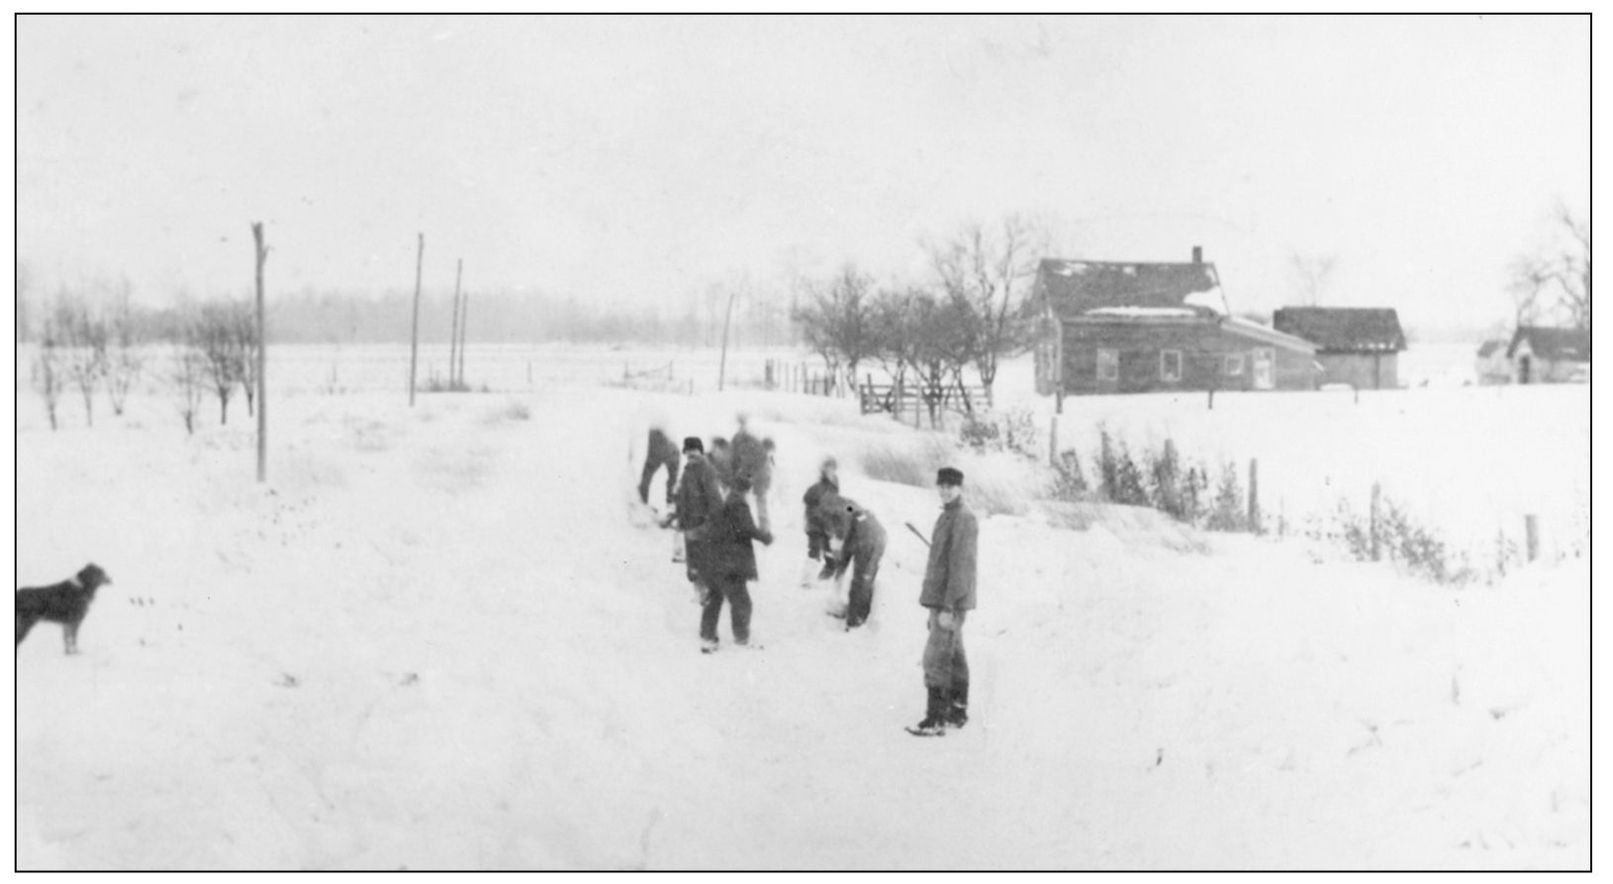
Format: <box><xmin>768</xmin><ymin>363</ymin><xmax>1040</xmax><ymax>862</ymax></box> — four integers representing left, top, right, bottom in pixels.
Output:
<box><xmin>857</xmin><ymin>375</ymin><xmax>988</xmax><ymax>426</ymax></box>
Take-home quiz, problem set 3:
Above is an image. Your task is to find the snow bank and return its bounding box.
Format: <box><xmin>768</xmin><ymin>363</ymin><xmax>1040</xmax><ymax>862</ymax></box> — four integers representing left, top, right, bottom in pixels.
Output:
<box><xmin>13</xmin><ymin>368</ymin><xmax>1587</xmax><ymax>870</ymax></box>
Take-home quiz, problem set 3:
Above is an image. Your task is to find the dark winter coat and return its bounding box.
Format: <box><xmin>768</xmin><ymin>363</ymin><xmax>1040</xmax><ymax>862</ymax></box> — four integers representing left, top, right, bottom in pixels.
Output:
<box><xmin>731</xmin><ymin>430</ymin><xmax>771</xmax><ymax>485</ymax></box>
<box><xmin>802</xmin><ymin>473</ymin><xmax>840</xmax><ymax>553</ymax></box>
<box><xmin>704</xmin><ymin>490</ymin><xmax>774</xmax><ymax>580</ymax></box>
<box><xmin>919</xmin><ymin>498</ymin><xmax>977</xmax><ymax>612</ymax></box>
<box><xmin>676</xmin><ymin>453</ymin><xmax>727</xmax><ymax>578</ymax></box>
<box><xmin>818</xmin><ymin>494</ymin><xmax>886</xmax><ymax>580</ymax></box>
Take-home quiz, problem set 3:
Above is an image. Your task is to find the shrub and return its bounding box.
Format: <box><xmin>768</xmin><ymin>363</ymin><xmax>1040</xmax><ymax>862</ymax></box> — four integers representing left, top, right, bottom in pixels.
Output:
<box><xmin>1048</xmin><ymin>449</ymin><xmax>1088</xmax><ymax>501</ymax></box>
<box><xmin>958</xmin><ymin>416</ymin><xmax>1001</xmax><ymax>452</ymax></box>
<box><xmin>1098</xmin><ymin>432</ymin><xmax>1149</xmax><ymax>506</ymax></box>
<box><xmin>1204</xmin><ymin>461</ymin><xmax>1247</xmax><ymax>532</ymax></box>
<box><xmin>957</xmin><ymin>407</ymin><xmax>1041</xmax><ymax>460</ymax></box>
<box><xmin>1309</xmin><ymin>492</ymin><xmax>1474</xmax><ymax>585</ymax></box>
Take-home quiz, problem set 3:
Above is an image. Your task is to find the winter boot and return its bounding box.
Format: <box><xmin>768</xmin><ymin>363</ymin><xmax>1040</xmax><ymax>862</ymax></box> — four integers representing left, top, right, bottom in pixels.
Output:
<box><xmin>817</xmin><ymin>553</ymin><xmax>838</xmax><ymax>581</ymax></box>
<box><xmin>906</xmin><ymin>686</ymin><xmax>950</xmax><ymax>736</ymax></box>
<box><xmin>946</xmin><ymin>682</ymin><xmax>970</xmax><ymax>729</ymax></box>
<box><xmin>700</xmin><ymin>637</ymin><xmax>720</xmax><ymax>655</ymax></box>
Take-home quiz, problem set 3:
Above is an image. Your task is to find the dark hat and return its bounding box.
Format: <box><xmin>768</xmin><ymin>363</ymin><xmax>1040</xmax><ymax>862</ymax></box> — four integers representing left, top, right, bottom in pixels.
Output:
<box><xmin>936</xmin><ymin>467</ymin><xmax>964</xmax><ymax>487</ymax></box>
<box><xmin>682</xmin><ymin>436</ymin><xmax>704</xmax><ymax>454</ymax></box>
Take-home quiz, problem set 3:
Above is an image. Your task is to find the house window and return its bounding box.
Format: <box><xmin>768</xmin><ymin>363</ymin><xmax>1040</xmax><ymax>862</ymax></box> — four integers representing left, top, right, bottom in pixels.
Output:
<box><xmin>1160</xmin><ymin>350</ymin><xmax>1182</xmax><ymax>382</ymax></box>
<box><xmin>1225</xmin><ymin>353</ymin><xmax>1243</xmax><ymax>376</ymax></box>
<box><xmin>1096</xmin><ymin>348</ymin><xmax>1119</xmax><ymax>381</ymax></box>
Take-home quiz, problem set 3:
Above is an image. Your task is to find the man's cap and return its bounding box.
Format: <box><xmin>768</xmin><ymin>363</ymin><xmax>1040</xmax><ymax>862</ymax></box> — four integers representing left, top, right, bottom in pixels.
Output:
<box><xmin>682</xmin><ymin>436</ymin><xmax>704</xmax><ymax>454</ymax></box>
<box><xmin>936</xmin><ymin>467</ymin><xmax>964</xmax><ymax>487</ymax></box>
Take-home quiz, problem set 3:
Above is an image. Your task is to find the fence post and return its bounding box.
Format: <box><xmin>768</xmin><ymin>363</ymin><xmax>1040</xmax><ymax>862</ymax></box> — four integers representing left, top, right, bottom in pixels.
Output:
<box><xmin>1208</xmin><ymin>387</ymin><xmax>1215</xmax><ymax>410</ymax></box>
<box><xmin>1247</xmin><ymin>457</ymin><xmax>1261</xmax><ymax>534</ymax></box>
<box><xmin>1049</xmin><ymin>413</ymin><xmax>1059</xmax><ymax>465</ymax></box>
<box><xmin>1525</xmin><ymin>514</ymin><xmax>1539</xmax><ymax>562</ymax></box>
<box><xmin>1370</xmin><ymin>482</ymin><xmax>1382</xmax><ymax>561</ymax></box>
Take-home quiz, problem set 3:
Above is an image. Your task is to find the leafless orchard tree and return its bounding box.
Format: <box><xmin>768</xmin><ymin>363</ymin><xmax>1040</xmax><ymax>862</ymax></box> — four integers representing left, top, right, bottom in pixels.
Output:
<box><xmin>170</xmin><ymin>337</ymin><xmax>209</xmax><ymax>436</ymax></box>
<box><xmin>789</xmin><ymin>263</ymin><xmax>879</xmax><ymax>391</ymax></box>
<box><xmin>194</xmin><ymin>299</ymin><xmax>250</xmax><ymax>425</ymax></box>
<box><xmin>105</xmin><ymin>283</ymin><xmax>145</xmax><ymax>417</ymax></box>
<box><xmin>1510</xmin><ymin>204</ymin><xmax>1590</xmax><ymax>330</ymax></box>
<box><xmin>1289</xmin><ymin>251</ymin><xmax>1338</xmax><ymax>307</ymax></box>
<box><xmin>867</xmin><ymin>285</ymin><xmax>974</xmax><ymax>426</ymax></box>
<box><xmin>32</xmin><ymin>315</ymin><xmax>65</xmax><ymax>431</ymax></box>
<box><xmin>55</xmin><ymin>297</ymin><xmax>109</xmax><ymax>427</ymax></box>
<box><xmin>231</xmin><ymin>298</ymin><xmax>261</xmax><ymax>417</ymax></box>
<box><xmin>926</xmin><ymin>213</ymin><xmax>1048</xmax><ymax>406</ymax></box>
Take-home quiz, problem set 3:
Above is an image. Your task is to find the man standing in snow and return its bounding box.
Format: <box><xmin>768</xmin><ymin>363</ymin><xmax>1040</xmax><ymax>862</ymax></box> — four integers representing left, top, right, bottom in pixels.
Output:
<box><xmin>697</xmin><ymin>473</ymin><xmax>774</xmax><ymax>653</ymax></box>
<box><xmin>800</xmin><ymin>456</ymin><xmax>840</xmax><ymax>587</ymax></box>
<box><xmin>731</xmin><ymin>414</ymin><xmax>773</xmax><ymax>533</ymax></box>
<box><xmin>637</xmin><ymin>425</ymin><xmax>681</xmax><ymax>510</ymax></box>
<box><xmin>908</xmin><ymin>466</ymin><xmax>977</xmax><ymax>736</ymax></box>
<box><xmin>675</xmin><ymin>437</ymin><xmax>726</xmax><ymax>600</ymax></box>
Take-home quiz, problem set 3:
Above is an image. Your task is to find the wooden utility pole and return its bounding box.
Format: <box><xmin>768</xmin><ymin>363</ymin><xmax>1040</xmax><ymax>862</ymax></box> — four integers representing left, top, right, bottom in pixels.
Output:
<box><xmin>408</xmin><ymin>233</ymin><xmax>424</xmax><ymax>405</ymax></box>
<box><xmin>449</xmin><ymin>258</ymin><xmax>463</xmax><ymax>390</ymax></box>
<box><xmin>252</xmin><ymin>222</ymin><xmax>268</xmax><ymax>483</ymax></box>
<box><xmin>456</xmin><ymin>289</ymin><xmax>469</xmax><ymax>386</ymax></box>
<box><xmin>718</xmin><ymin>286</ymin><xmax>739</xmax><ymax>392</ymax></box>
<box><xmin>1247</xmin><ymin>458</ymin><xmax>1261</xmax><ymax>534</ymax></box>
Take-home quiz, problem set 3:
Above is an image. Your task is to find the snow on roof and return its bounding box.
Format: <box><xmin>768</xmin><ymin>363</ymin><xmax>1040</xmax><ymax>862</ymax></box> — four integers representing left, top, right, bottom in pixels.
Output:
<box><xmin>1182</xmin><ymin>285</ymin><xmax>1230</xmax><ymax>316</ymax></box>
<box><xmin>1084</xmin><ymin>307</ymin><xmax>1201</xmax><ymax>319</ymax></box>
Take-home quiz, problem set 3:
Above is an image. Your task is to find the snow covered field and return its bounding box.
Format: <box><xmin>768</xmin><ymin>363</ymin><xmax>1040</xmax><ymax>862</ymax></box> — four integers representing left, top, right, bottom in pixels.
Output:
<box><xmin>12</xmin><ymin>345</ymin><xmax>1589</xmax><ymax>870</ymax></box>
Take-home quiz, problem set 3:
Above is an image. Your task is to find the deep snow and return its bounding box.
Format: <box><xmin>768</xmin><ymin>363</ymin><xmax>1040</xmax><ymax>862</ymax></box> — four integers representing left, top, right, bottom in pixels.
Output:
<box><xmin>11</xmin><ymin>353</ymin><xmax>1590</xmax><ymax>870</ymax></box>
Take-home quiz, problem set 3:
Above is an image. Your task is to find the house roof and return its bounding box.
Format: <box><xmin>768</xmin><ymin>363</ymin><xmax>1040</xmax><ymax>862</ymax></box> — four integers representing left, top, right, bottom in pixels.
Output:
<box><xmin>1507</xmin><ymin>325</ymin><xmax>1591</xmax><ymax>361</ymax></box>
<box><xmin>1271</xmin><ymin>307</ymin><xmax>1407</xmax><ymax>353</ymax></box>
<box><xmin>1221</xmin><ymin>317</ymin><xmax>1319</xmax><ymax>354</ymax></box>
<box><xmin>1036</xmin><ymin>258</ymin><xmax>1227</xmax><ymax>318</ymax></box>
<box><xmin>1063</xmin><ymin>312</ymin><xmax>1318</xmax><ymax>354</ymax></box>
<box><xmin>1476</xmin><ymin>340</ymin><xmax>1508</xmax><ymax>358</ymax></box>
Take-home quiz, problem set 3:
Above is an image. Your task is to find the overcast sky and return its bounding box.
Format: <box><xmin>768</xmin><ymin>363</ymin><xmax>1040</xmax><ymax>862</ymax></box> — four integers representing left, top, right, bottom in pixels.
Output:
<box><xmin>15</xmin><ymin>14</ymin><xmax>1588</xmax><ymax>331</ymax></box>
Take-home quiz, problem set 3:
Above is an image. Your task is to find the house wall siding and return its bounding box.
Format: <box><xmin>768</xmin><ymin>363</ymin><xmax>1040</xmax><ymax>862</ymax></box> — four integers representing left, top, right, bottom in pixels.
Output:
<box><xmin>1316</xmin><ymin>353</ymin><xmax>1399</xmax><ymax>389</ymax></box>
<box><xmin>1059</xmin><ymin>321</ymin><xmax>1314</xmax><ymax>394</ymax></box>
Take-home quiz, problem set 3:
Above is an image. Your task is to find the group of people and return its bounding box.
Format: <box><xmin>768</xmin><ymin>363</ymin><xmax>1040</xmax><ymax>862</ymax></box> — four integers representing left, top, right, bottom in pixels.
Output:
<box><xmin>637</xmin><ymin>417</ymin><xmax>978</xmax><ymax>737</ymax></box>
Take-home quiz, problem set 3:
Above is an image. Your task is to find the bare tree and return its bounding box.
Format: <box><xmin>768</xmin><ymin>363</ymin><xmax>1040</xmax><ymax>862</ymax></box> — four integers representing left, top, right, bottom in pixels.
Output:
<box><xmin>868</xmin><ymin>285</ymin><xmax>974</xmax><ymax>426</ymax></box>
<box><xmin>789</xmin><ymin>263</ymin><xmax>879</xmax><ymax>391</ymax></box>
<box><xmin>1289</xmin><ymin>251</ymin><xmax>1338</xmax><ymax>307</ymax></box>
<box><xmin>927</xmin><ymin>214</ymin><xmax>1047</xmax><ymax>406</ymax></box>
<box><xmin>105</xmin><ymin>281</ymin><xmax>145</xmax><ymax>416</ymax></box>
<box><xmin>170</xmin><ymin>339</ymin><xmax>208</xmax><ymax>436</ymax></box>
<box><xmin>16</xmin><ymin>261</ymin><xmax>31</xmax><ymax>344</ymax></box>
<box><xmin>1510</xmin><ymin>204</ymin><xmax>1590</xmax><ymax>330</ymax></box>
<box><xmin>32</xmin><ymin>314</ymin><xmax>64</xmax><ymax>430</ymax></box>
<box><xmin>231</xmin><ymin>297</ymin><xmax>261</xmax><ymax>416</ymax></box>
<box><xmin>194</xmin><ymin>299</ymin><xmax>248</xmax><ymax>425</ymax></box>
<box><xmin>55</xmin><ymin>297</ymin><xmax>108</xmax><ymax>426</ymax></box>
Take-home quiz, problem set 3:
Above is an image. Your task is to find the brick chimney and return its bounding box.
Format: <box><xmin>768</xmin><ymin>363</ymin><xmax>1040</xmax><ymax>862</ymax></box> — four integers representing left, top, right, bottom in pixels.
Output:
<box><xmin>1192</xmin><ymin>245</ymin><xmax>1203</xmax><ymax>264</ymax></box>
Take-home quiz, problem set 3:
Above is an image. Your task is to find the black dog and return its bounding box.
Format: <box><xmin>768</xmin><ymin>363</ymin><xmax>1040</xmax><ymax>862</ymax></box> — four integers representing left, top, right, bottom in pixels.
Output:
<box><xmin>16</xmin><ymin>563</ymin><xmax>112</xmax><ymax>654</ymax></box>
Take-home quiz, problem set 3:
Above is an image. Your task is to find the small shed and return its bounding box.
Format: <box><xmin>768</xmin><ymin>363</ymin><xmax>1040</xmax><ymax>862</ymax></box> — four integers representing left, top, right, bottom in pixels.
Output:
<box><xmin>1475</xmin><ymin>340</ymin><xmax>1512</xmax><ymax>385</ymax></box>
<box><xmin>1272</xmin><ymin>307</ymin><xmax>1407</xmax><ymax>389</ymax></box>
<box><xmin>1033</xmin><ymin>248</ymin><xmax>1318</xmax><ymax>395</ymax></box>
<box><xmin>1507</xmin><ymin>325</ymin><xmax>1590</xmax><ymax>384</ymax></box>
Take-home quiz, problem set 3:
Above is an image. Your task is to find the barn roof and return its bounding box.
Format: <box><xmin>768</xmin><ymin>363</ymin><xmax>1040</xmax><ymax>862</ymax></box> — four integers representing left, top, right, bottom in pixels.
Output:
<box><xmin>1507</xmin><ymin>325</ymin><xmax>1590</xmax><ymax>361</ymax></box>
<box><xmin>1221</xmin><ymin>317</ymin><xmax>1318</xmax><ymax>354</ymax></box>
<box><xmin>1036</xmin><ymin>258</ymin><xmax>1227</xmax><ymax>318</ymax></box>
<box><xmin>1271</xmin><ymin>307</ymin><xmax>1407</xmax><ymax>353</ymax></box>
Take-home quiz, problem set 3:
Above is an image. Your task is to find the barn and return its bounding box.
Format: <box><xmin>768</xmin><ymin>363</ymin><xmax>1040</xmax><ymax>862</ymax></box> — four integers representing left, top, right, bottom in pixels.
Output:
<box><xmin>1271</xmin><ymin>307</ymin><xmax>1407</xmax><ymax>390</ymax></box>
<box><xmin>1032</xmin><ymin>248</ymin><xmax>1318</xmax><ymax>396</ymax></box>
<box><xmin>1507</xmin><ymin>325</ymin><xmax>1590</xmax><ymax>384</ymax></box>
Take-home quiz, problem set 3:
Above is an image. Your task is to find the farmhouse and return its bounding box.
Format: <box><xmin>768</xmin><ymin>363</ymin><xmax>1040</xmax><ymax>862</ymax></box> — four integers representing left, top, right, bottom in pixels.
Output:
<box><xmin>1032</xmin><ymin>248</ymin><xmax>1318</xmax><ymax>396</ymax></box>
<box><xmin>1475</xmin><ymin>339</ymin><xmax>1512</xmax><ymax>385</ymax></box>
<box><xmin>1506</xmin><ymin>325</ymin><xmax>1590</xmax><ymax>384</ymax></box>
<box><xmin>1271</xmin><ymin>307</ymin><xmax>1407</xmax><ymax>389</ymax></box>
